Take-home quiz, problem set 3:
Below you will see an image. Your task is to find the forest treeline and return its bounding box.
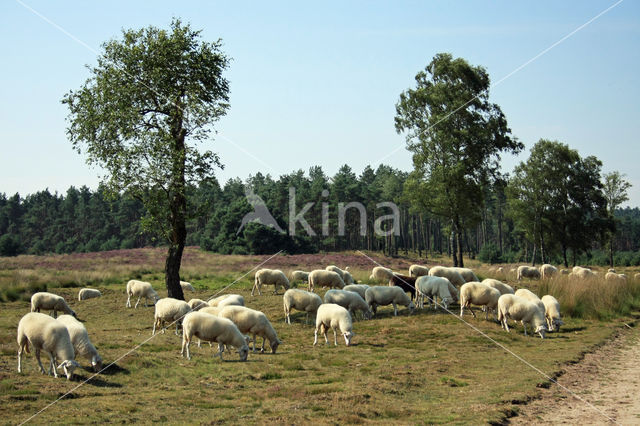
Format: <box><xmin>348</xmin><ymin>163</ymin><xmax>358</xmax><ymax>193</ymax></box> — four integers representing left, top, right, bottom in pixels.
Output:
<box><xmin>1</xmin><ymin>162</ymin><xmax>639</xmax><ymax>266</ymax></box>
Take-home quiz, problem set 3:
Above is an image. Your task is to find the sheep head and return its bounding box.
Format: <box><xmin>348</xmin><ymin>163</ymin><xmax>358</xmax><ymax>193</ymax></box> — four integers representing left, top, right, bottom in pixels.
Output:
<box><xmin>58</xmin><ymin>360</ymin><xmax>80</xmax><ymax>380</ymax></box>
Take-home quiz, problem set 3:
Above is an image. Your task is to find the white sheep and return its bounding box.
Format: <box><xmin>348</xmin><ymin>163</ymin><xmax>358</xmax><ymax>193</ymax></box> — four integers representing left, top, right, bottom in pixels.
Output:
<box><xmin>343</xmin><ymin>284</ymin><xmax>370</xmax><ymax>300</ymax></box>
<box><xmin>497</xmin><ymin>294</ymin><xmax>547</xmax><ymax>338</ymax></box>
<box><xmin>308</xmin><ymin>270</ymin><xmax>345</xmax><ymax>292</ymax></box>
<box><xmin>481</xmin><ymin>278</ymin><xmax>515</xmax><ymax>295</ymax></box>
<box><xmin>517</xmin><ymin>265</ymin><xmax>541</xmax><ymax>280</ymax></box>
<box><xmin>252</xmin><ymin>269</ymin><xmax>290</xmax><ymax>296</ymax></box>
<box><xmin>17</xmin><ymin>312</ymin><xmax>80</xmax><ymax>380</ymax></box>
<box><xmin>450</xmin><ymin>267</ymin><xmax>479</xmax><ymax>283</ymax></box>
<box><xmin>415</xmin><ymin>275</ymin><xmax>454</xmax><ymax>310</ymax></box>
<box><xmin>605</xmin><ymin>271</ymin><xmax>627</xmax><ymax>284</ymax></box>
<box><xmin>78</xmin><ymin>288</ymin><xmax>101</xmax><ymax>301</ymax></box>
<box><xmin>181</xmin><ymin>311</ymin><xmax>249</xmax><ymax>361</ymax></box>
<box><xmin>152</xmin><ymin>298</ymin><xmax>192</xmax><ymax>335</ymax></box>
<box><xmin>126</xmin><ymin>280</ymin><xmax>160</xmax><ymax>308</ymax></box>
<box><xmin>369</xmin><ymin>266</ymin><xmax>394</xmax><ymax>282</ymax></box>
<box><xmin>180</xmin><ymin>281</ymin><xmax>195</xmax><ymax>292</ymax></box>
<box><xmin>290</xmin><ymin>270</ymin><xmax>310</xmax><ymax>283</ymax></box>
<box><xmin>219</xmin><ymin>306</ymin><xmax>281</xmax><ymax>353</ymax></box>
<box><xmin>539</xmin><ymin>264</ymin><xmax>558</xmax><ymax>279</ymax></box>
<box><xmin>409</xmin><ymin>264</ymin><xmax>430</xmax><ymax>277</ymax></box>
<box><xmin>427</xmin><ymin>266</ymin><xmax>465</xmax><ymax>287</ymax></box>
<box><xmin>208</xmin><ymin>294</ymin><xmax>245</xmax><ymax>308</ymax></box>
<box><xmin>187</xmin><ymin>298</ymin><xmax>210</xmax><ymax>311</ymax></box>
<box><xmin>31</xmin><ymin>292</ymin><xmax>76</xmax><ymax>318</ymax></box>
<box><xmin>56</xmin><ymin>314</ymin><xmax>103</xmax><ymax>372</ymax></box>
<box><xmin>514</xmin><ymin>288</ymin><xmax>545</xmax><ymax>313</ymax></box>
<box><xmin>313</xmin><ymin>303</ymin><xmax>354</xmax><ymax>346</ymax></box>
<box><xmin>364</xmin><ymin>286</ymin><xmax>415</xmax><ymax>316</ymax></box>
<box><xmin>324</xmin><ymin>289</ymin><xmax>371</xmax><ymax>320</ymax></box>
<box><xmin>569</xmin><ymin>266</ymin><xmax>596</xmax><ymax>280</ymax></box>
<box><xmin>541</xmin><ymin>295</ymin><xmax>564</xmax><ymax>332</ymax></box>
<box><xmin>459</xmin><ymin>282</ymin><xmax>501</xmax><ymax>320</ymax></box>
<box><xmin>283</xmin><ymin>289</ymin><xmax>323</xmax><ymax>325</ymax></box>
<box><xmin>342</xmin><ymin>270</ymin><xmax>355</xmax><ymax>285</ymax></box>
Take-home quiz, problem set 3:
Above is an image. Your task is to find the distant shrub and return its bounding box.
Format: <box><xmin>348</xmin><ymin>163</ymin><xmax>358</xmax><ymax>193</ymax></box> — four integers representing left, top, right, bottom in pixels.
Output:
<box><xmin>478</xmin><ymin>243</ymin><xmax>501</xmax><ymax>264</ymax></box>
<box><xmin>0</xmin><ymin>234</ymin><xmax>21</xmax><ymax>256</ymax></box>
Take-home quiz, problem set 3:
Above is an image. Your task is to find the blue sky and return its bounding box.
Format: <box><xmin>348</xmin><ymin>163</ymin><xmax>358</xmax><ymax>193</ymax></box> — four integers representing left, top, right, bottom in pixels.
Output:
<box><xmin>1</xmin><ymin>1</ymin><xmax>639</xmax><ymax>206</ymax></box>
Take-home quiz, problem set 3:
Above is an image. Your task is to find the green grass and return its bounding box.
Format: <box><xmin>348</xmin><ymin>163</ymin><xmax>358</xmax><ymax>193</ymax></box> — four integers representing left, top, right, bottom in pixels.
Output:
<box><xmin>0</xmin><ymin>250</ymin><xmax>638</xmax><ymax>423</ymax></box>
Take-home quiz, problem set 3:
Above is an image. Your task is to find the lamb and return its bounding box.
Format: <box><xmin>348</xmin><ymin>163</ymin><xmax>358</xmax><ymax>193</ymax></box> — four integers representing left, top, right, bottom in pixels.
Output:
<box><xmin>31</xmin><ymin>292</ymin><xmax>76</xmax><ymax>318</ymax></box>
<box><xmin>78</xmin><ymin>288</ymin><xmax>101</xmax><ymax>301</ymax></box>
<box><xmin>369</xmin><ymin>266</ymin><xmax>394</xmax><ymax>283</ymax></box>
<box><xmin>343</xmin><ymin>284</ymin><xmax>370</xmax><ymax>300</ymax></box>
<box><xmin>152</xmin><ymin>298</ymin><xmax>192</xmax><ymax>335</ymax></box>
<box><xmin>56</xmin><ymin>314</ymin><xmax>103</xmax><ymax>372</ymax></box>
<box><xmin>365</xmin><ymin>286</ymin><xmax>415</xmax><ymax>316</ymax></box>
<box><xmin>539</xmin><ymin>264</ymin><xmax>558</xmax><ymax>279</ymax></box>
<box><xmin>126</xmin><ymin>280</ymin><xmax>160</xmax><ymax>308</ymax></box>
<box><xmin>517</xmin><ymin>266</ymin><xmax>541</xmax><ymax>280</ymax></box>
<box><xmin>208</xmin><ymin>294</ymin><xmax>245</xmax><ymax>308</ymax></box>
<box><xmin>289</xmin><ymin>270</ymin><xmax>310</xmax><ymax>283</ymax></box>
<box><xmin>388</xmin><ymin>274</ymin><xmax>417</xmax><ymax>301</ymax></box>
<box><xmin>415</xmin><ymin>275</ymin><xmax>454</xmax><ymax>310</ymax></box>
<box><xmin>283</xmin><ymin>289</ymin><xmax>323</xmax><ymax>324</ymax></box>
<box><xmin>313</xmin><ymin>303</ymin><xmax>354</xmax><ymax>346</ymax></box>
<box><xmin>427</xmin><ymin>266</ymin><xmax>465</xmax><ymax>287</ymax></box>
<box><xmin>409</xmin><ymin>264</ymin><xmax>430</xmax><ymax>277</ymax></box>
<box><xmin>17</xmin><ymin>312</ymin><xmax>80</xmax><ymax>380</ymax></box>
<box><xmin>497</xmin><ymin>294</ymin><xmax>547</xmax><ymax>338</ymax></box>
<box><xmin>459</xmin><ymin>282</ymin><xmax>501</xmax><ymax>320</ymax></box>
<box><xmin>308</xmin><ymin>270</ymin><xmax>345</xmax><ymax>292</ymax></box>
<box><xmin>450</xmin><ymin>267</ymin><xmax>479</xmax><ymax>283</ymax></box>
<box><xmin>514</xmin><ymin>288</ymin><xmax>545</xmax><ymax>313</ymax></box>
<box><xmin>481</xmin><ymin>278</ymin><xmax>514</xmax><ymax>295</ymax></box>
<box><xmin>252</xmin><ymin>269</ymin><xmax>290</xmax><ymax>296</ymax></box>
<box><xmin>541</xmin><ymin>295</ymin><xmax>564</xmax><ymax>332</ymax></box>
<box><xmin>219</xmin><ymin>306</ymin><xmax>281</xmax><ymax>353</ymax></box>
<box><xmin>187</xmin><ymin>298</ymin><xmax>210</xmax><ymax>311</ymax></box>
<box><xmin>180</xmin><ymin>281</ymin><xmax>195</xmax><ymax>292</ymax></box>
<box><xmin>324</xmin><ymin>289</ymin><xmax>371</xmax><ymax>320</ymax></box>
<box><xmin>181</xmin><ymin>311</ymin><xmax>249</xmax><ymax>361</ymax></box>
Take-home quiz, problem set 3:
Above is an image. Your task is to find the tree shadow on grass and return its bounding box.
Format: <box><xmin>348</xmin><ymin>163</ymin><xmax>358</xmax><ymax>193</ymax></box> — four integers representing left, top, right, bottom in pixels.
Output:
<box><xmin>96</xmin><ymin>363</ymin><xmax>130</xmax><ymax>376</ymax></box>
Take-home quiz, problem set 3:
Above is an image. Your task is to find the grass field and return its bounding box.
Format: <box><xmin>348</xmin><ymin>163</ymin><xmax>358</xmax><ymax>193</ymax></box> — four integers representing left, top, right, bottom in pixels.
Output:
<box><xmin>0</xmin><ymin>248</ymin><xmax>638</xmax><ymax>424</ymax></box>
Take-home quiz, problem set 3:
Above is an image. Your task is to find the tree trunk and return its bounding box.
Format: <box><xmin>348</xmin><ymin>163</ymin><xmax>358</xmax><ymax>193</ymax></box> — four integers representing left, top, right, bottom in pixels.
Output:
<box><xmin>457</xmin><ymin>230</ymin><xmax>464</xmax><ymax>268</ymax></box>
<box><xmin>609</xmin><ymin>239</ymin><xmax>614</xmax><ymax>268</ymax></box>
<box><xmin>166</xmin><ymin>243</ymin><xmax>185</xmax><ymax>299</ymax></box>
<box><xmin>562</xmin><ymin>243</ymin><xmax>568</xmax><ymax>268</ymax></box>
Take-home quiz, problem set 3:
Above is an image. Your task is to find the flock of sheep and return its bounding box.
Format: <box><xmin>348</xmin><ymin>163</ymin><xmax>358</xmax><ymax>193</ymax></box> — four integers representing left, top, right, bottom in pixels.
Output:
<box><xmin>16</xmin><ymin>261</ymin><xmax>576</xmax><ymax>380</ymax></box>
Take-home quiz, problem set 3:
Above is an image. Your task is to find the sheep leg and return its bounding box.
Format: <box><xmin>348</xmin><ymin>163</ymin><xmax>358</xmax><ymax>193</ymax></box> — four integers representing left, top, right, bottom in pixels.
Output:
<box><xmin>126</xmin><ymin>294</ymin><xmax>131</xmax><ymax>308</ymax></box>
<box><xmin>181</xmin><ymin>335</ymin><xmax>190</xmax><ymax>360</ymax></box>
<box><xmin>175</xmin><ymin>321</ymin><xmax>179</xmax><ymax>336</ymax></box>
<box><xmin>34</xmin><ymin>349</ymin><xmax>47</xmax><ymax>375</ymax></box>
<box><xmin>522</xmin><ymin>322</ymin><xmax>528</xmax><ymax>336</ymax></box>
<box><xmin>392</xmin><ymin>303</ymin><xmax>398</xmax><ymax>316</ymax></box>
<box><xmin>333</xmin><ymin>327</ymin><xmax>338</xmax><ymax>346</ymax></box>
<box><xmin>135</xmin><ymin>296</ymin><xmax>142</xmax><ymax>309</ymax></box>
<box><xmin>216</xmin><ymin>343</ymin><xmax>225</xmax><ymax>360</ymax></box>
<box><xmin>260</xmin><ymin>336</ymin><xmax>266</xmax><ymax>353</ymax></box>
<box><xmin>152</xmin><ymin>318</ymin><xmax>158</xmax><ymax>335</ymax></box>
<box><xmin>313</xmin><ymin>327</ymin><xmax>319</xmax><ymax>346</ymax></box>
<box><xmin>468</xmin><ymin>306</ymin><xmax>477</xmax><ymax>319</ymax></box>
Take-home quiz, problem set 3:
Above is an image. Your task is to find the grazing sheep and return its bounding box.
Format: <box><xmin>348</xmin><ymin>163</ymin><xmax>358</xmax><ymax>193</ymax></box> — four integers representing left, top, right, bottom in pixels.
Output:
<box><xmin>324</xmin><ymin>289</ymin><xmax>371</xmax><ymax>320</ymax></box>
<box><xmin>496</xmin><ymin>266</ymin><xmax>504</xmax><ymax>274</ymax></box>
<box><xmin>219</xmin><ymin>306</ymin><xmax>281</xmax><ymax>354</ymax></box>
<box><xmin>56</xmin><ymin>314</ymin><xmax>103</xmax><ymax>372</ymax></box>
<box><xmin>78</xmin><ymin>288</ymin><xmax>101</xmax><ymax>301</ymax></box>
<box><xmin>369</xmin><ymin>266</ymin><xmax>394</xmax><ymax>283</ymax></box>
<box><xmin>541</xmin><ymin>295</ymin><xmax>564</xmax><ymax>332</ymax></box>
<box><xmin>326</xmin><ymin>265</ymin><xmax>347</xmax><ymax>279</ymax></box>
<box><xmin>289</xmin><ymin>270</ymin><xmax>310</xmax><ymax>283</ymax></box>
<box><xmin>560</xmin><ymin>269</ymin><xmax>569</xmax><ymax>275</ymax></box>
<box><xmin>569</xmin><ymin>266</ymin><xmax>596</xmax><ymax>280</ymax></box>
<box><xmin>517</xmin><ymin>266</ymin><xmax>541</xmax><ymax>280</ymax></box>
<box><xmin>208</xmin><ymin>294</ymin><xmax>245</xmax><ymax>308</ymax></box>
<box><xmin>539</xmin><ymin>264</ymin><xmax>558</xmax><ymax>280</ymax></box>
<box><xmin>608</xmin><ymin>268</ymin><xmax>616</xmax><ymax>273</ymax></box>
<box><xmin>126</xmin><ymin>280</ymin><xmax>160</xmax><ymax>308</ymax></box>
<box><xmin>308</xmin><ymin>270</ymin><xmax>345</xmax><ymax>292</ymax></box>
<box><xmin>180</xmin><ymin>281</ymin><xmax>195</xmax><ymax>292</ymax></box>
<box><xmin>428</xmin><ymin>266</ymin><xmax>465</xmax><ymax>287</ymax></box>
<box><xmin>253</xmin><ymin>269</ymin><xmax>290</xmax><ymax>296</ymax></box>
<box><xmin>415</xmin><ymin>275</ymin><xmax>454</xmax><ymax>310</ymax></box>
<box><xmin>388</xmin><ymin>274</ymin><xmax>417</xmax><ymax>301</ymax></box>
<box><xmin>342</xmin><ymin>270</ymin><xmax>356</xmax><ymax>285</ymax></box>
<box><xmin>17</xmin><ymin>312</ymin><xmax>80</xmax><ymax>380</ymax></box>
<box><xmin>409</xmin><ymin>264</ymin><xmax>430</xmax><ymax>277</ymax></box>
<box><xmin>283</xmin><ymin>289</ymin><xmax>323</xmax><ymax>325</ymax></box>
<box><xmin>497</xmin><ymin>294</ymin><xmax>547</xmax><ymax>338</ymax></box>
<box><xmin>450</xmin><ymin>267</ymin><xmax>479</xmax><ymax>283</ymax></box>
<box><xmin>31</xmin><ymin>292</ymin><xmax>76</xmax><ymax>318</ymax></box>
<box><xmin>605</xmin><ymin>271</ymin><xmax>627</xmax><ymax>284</ymax></box>
<box><xmin>200</xmin><ymin>306</ymin><xmax>223</xmax><ymax>316</ymax></box>
<box><xmin>187</xmin><ymin>298</ymin><xmax>210</xmax><ymax>311</ymax></box>
<box><xmin>365</xmin><ymin>286</ymin><xmax>415</xmax><ymax>316</ymax></box>
<box><xmin>481</xmin><ymin>278</ymin><xmax>515</xmax><ymax>295</ymax></box>
<box><xmin>514</xmin><ymin>288</ymin><xmax>545</xmax><ymax>313</ymax></box>
<box><xmin>152</xmin><ymin>298</ymin><xmax>192</xmax><ymax>335</ymax></box>
<box><xmin>343</xmin><ymin>284</ymin><xmax>370</xmax><ymax>300</ymax></box>
<box><xmin>459</xmin><ymin>282</ymin><xmax>501</xmax><ymax>320</ymax></box>
<box><xmin>181</xmin><ymin>311</ymin><xmax>249</xmax><ymax>361</ymax></box>
<box><xmin>313</xmin><ymin>303</ymin><xmax>354</xmax><ymax>346</ymax></box>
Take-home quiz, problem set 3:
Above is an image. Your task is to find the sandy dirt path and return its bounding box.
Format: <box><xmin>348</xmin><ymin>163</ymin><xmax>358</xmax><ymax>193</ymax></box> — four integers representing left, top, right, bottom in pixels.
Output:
<box><xmin>510</xmin><ymin>324</ymin><xmax>640</xmax><ymax>425</ymax></box>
